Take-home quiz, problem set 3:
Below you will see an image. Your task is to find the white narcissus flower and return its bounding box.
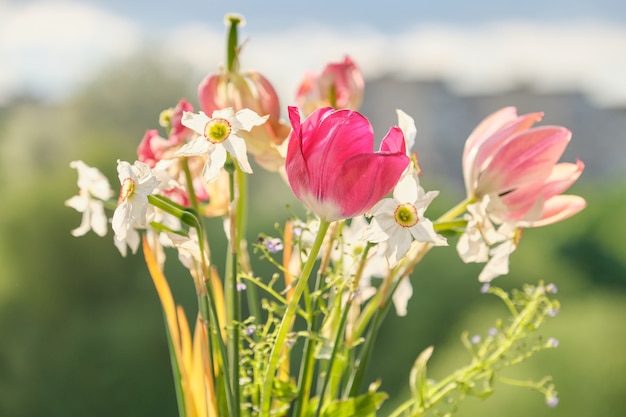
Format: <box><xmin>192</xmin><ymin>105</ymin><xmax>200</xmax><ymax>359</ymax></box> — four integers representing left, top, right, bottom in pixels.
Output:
<box><xmin>112</xmin><ymin>160</ymin><xmax>161</xmax><ymax>256</ymax></box>
<box><xmin>364</xmin><ymin>170</ymin><xmax>447</xmax><ymax>266</ymax></box>
<box><xmin>65</xmin><ymin>160</ymin><xmax>113</xmax><ymax>237</ymax></box>
<box><xmin>175</xmin><ymin>108</ymin><xmax>268</xmax><ymax>183</ymax></box>
<box><xmin>457</xmin><ymin>196</ymin><xmax>520</xmax><ymax>282</ymax></box>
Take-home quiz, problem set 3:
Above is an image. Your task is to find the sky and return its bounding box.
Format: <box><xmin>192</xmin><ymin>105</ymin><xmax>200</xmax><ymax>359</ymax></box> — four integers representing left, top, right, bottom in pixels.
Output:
<box><xmin>2</xmin><ymin>0</ymin><xmax>626</xmax><ymax>107</ymax></box>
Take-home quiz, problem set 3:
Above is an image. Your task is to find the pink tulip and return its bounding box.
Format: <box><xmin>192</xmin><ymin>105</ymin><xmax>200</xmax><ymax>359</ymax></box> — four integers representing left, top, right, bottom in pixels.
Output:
<box><xmin>167</xmin><ymin>99</ymin><xmax>194</xmax><ymax>145</ymax></box>
<box><xmin>198</xmin><ymin>71</ymin><xmax>290</xmax><ymax>171</ymax></box>
<box><xmin>463</xmin><ymin>106</ymin><xmax>586</xmax><ymax>226</ymax></box>
<box><xmin>286</xmin><ymin>106</ymin><xmax>409</xmax><ymax>222</ymax></box>
<box><xmin>296</xmin><ymin>56</ymin><xmax>364</xmax><ymax>116</ymax></box>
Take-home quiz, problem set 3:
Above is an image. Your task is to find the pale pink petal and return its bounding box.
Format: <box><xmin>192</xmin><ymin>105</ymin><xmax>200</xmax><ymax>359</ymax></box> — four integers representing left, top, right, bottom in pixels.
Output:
<box><xmin>528</xmin><ymin>195</ymin><xmax>587</xmax><ymax>227</ymax></box>
<box><xmin>476</xmin><ymin>126</ymin><xmax>571</xmax><ymax>197</ymax></box>
<box><xmin>501</xmin><ymin>159</ymin><xmax>584</xmax><ymax>218</ymax></box>
<box><xmin>463</xmin><ymin>107</ymin><xmax>518</xmax><ymax>186</ymax></box>
<box><xmin>466</xmin><ymin>112</ymin><xmax>543</xmax><ymax>195</ymax></box>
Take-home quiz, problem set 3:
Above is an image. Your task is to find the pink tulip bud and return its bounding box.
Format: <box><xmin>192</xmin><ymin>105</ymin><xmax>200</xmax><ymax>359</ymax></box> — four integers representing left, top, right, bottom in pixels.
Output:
<box><xmin>198</xmin><ymin>71</ymin><xmax>290</xmax><ymax>171</ymax></box>
<box><xmin>286</xmin><ymin>106</ymin><xmax>409</xmax><ymax>222</ymax></box>
<box><xmin>296</xmin><ymin>56</ymin><xmax>364</xmax><ymax>116</ymax></box>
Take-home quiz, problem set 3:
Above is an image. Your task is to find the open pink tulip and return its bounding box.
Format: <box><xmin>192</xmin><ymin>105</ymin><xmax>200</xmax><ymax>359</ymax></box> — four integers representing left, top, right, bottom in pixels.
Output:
<box><xmin>286</xmin><ymin>106</ymin><xmax>409</xmax><ymax>222</ymax></box>
<box><xmin>462</xmin><ymin>106</ymin><xmax>586</xmax><ymax>226</ymax></box>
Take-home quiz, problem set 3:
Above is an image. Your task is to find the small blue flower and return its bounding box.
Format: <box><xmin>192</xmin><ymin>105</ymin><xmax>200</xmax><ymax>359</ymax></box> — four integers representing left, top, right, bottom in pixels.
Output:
<box><xmin>546</xmin><ymin>283</ymin><xmax>558</xmax><ymax>294</ymax></box>
<box><xmin>265</xmin><ymin>237</ymin><xmax>284</xmax><ymax>253</ymax></box>
<box><xmin>546</xmin><ymin>395</ymin><xmax>559</xmax><ymax>408</ymax></box>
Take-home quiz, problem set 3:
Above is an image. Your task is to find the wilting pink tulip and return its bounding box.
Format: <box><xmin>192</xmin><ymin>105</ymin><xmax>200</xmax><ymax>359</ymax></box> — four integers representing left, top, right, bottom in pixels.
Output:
<box><xmin>198</xmin><ymin>71</ymin><xmax>290</xmax><ymax>171</ymax></box>
<box><xmin>462</xmin><ymin>106</ymin><xmax>585</xmax><ymax>226</ymax></box>
<box><xmin>286</xmin><ymin>106</ymin><xmax>409</xmax><ymax>222</ymax></box>
<box><xmin>296</xmin><ymin>56</ymin><xmax>364</xmax><ymax>116</ymax></box>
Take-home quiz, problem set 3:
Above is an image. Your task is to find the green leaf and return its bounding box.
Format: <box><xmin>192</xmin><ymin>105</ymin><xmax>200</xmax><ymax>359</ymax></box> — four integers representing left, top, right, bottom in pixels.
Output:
<box><xmin>409</xmin><ymin>345</ymin><xmax>434</xmax><ymax>405</ymax></box>
<box><xmin>321</xmin><ymin>391</ymin><xmax>388</xmax><ymax>417</ymax></box>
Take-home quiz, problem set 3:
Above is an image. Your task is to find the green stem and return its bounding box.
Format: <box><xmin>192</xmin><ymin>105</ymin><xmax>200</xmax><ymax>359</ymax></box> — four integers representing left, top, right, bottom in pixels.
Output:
<box><xmin>181</xmin><ymin>157</ymin><xmax>200</xmax><ymax>213</ymax></box>
<box><xmin>225</xmin><ymin>160</ymin><xmax>241</xmax><ymax>416</ymax></box>
<box><xmin>315</xmin><ymin>295</ymin><xmax>352</xmax><ymax>417</ymax></box>
<box><xmin>292</xmin><ymin>256</ymin><xmax>330</xmax><ymax>417</ymax></box>
<box><xmin>226</xmin><ymin>14</ymin><xmax>242</xmax><ymax>73</ymax></box>
<box><xmin>236</xmin><ymin>166</ymin><xmax>262</xmax><ymax>323</ymax></box>
<box><xmin>260</xmin><ymin>219</ymin><xmax>331</xmax><ymax>416</ymax></box>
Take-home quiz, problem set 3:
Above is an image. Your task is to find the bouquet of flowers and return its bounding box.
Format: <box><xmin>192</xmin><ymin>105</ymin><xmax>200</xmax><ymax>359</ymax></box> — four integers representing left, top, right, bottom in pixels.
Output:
<box><xmin>65</xmin><ymin>13</ymin><xmax>585</xmax><ymax>417</ymax></box>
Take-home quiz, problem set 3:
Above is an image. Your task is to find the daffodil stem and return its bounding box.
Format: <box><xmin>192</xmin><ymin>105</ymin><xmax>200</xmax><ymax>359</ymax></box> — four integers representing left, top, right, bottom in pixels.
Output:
<box><xmin>437</xmin><ymin>196</ymin><xmax>473</xmax><ymax>223</ymax></box>
<box><xmin>344</xmin><ymin>276</ymin><xmax>400</xmax><ymax>398</ymax></box>
<box><xmin>225</xmin><ymin>161</ymin><xmax>242</xmax><ymax>416</ymax></box>
<box><xmin>236</xmin><ymin>166</ymin><xmax>262</xmax><ymax>323</ymax></box>
<box><xmin>260</xmin><ymin>219</ymin><xmax>331</xmax><ymax>416</ymax></box>
<box><xmin>181</xmin><ymin>157</ymin><xmax>201</xmax><ymax>214</ymax></box>
<box><xmin>315</xmin><ymin>294</ymin><xmax>352</xmax><ymax>417</ymax></box>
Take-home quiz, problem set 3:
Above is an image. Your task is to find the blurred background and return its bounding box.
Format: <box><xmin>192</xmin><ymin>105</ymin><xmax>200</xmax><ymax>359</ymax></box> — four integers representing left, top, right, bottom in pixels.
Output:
<box><xmin>1</xmin><ymin>0</ymin><xmax>625</xmax><ymax>416</ymax></box>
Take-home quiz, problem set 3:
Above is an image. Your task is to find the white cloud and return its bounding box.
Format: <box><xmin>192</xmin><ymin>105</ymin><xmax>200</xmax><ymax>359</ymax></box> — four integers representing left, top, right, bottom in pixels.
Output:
<box><xmin>0</xmin><ymin>0</ymin><xmax>140</xmax><ymax>104</ymax></box>
<box><xmin>3</xmin><ymin>1</ymin><xmax>626</xmax><ymax>108</ymax></box>
<box><xmin>162</xmin><ymin>19</ymin><xmax>626</xmax><ymax>108</ymax></box>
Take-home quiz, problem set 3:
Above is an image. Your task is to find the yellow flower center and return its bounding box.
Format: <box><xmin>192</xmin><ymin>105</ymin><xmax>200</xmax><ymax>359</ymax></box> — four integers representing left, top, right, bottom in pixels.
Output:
<box><xmin>119</xmin><ymin>178</ymin><xmax>135</xmax><ymax>202</ymax></box>
<box><xmin>394</xmin><ymin>203</ymin><xmax>419</xmax><ymax>228</ymax></box>
<box><xmin>204</xmin><ymin>118</ymin><xmax>232</xmax><ymax>144</ymax></box>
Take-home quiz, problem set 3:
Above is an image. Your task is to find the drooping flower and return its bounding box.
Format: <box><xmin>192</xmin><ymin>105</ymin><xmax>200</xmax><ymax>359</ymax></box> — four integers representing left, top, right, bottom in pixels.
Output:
<box><xmin>198</xmin><ymin>69</ymin><xmax>290</xmax><ymax>171</ymax></box>
<box><xmin>296</xmin><ymin>56</ymin><xmax>364</xmax><ymax>116</ymax></box>
<box><xmin>112</xmin><ymin>160</ymin><xmax>161</xmax><ymax>256</ymax></box>
<box><xmin>364</xmin><ymin>170</ymin><xmax>447</xmax><ymax>266</ymax></box>
<box><xmin>65</xmin><ymin>160</ymin><xmax>113</xmax><ymax>237</ymax></box>
<box><xmin>175</xmin><ymin>108</ymin><xmax>268</xmax><ymax>183</ymax></box>
<box><xmin>462</xmin><ymin>106</ymin><xmax>585</xmax><ymax>226</ymax></box>
<box><xmin>286</xmin><ymin>106</ymin><xmax>409</xmax><ymax>222</ymax></box>
<box><xmin>458</xmin><ymin>107</ymin><xmax>586</xmax><ymax>281</ymax></box>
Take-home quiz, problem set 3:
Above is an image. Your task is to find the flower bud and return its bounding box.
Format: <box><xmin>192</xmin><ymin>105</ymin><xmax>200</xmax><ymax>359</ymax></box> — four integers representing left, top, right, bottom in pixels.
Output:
<box><xmin>296</xmin><ymin>56</ymin><xmax>364</xmax><ymax>116</ymax></box>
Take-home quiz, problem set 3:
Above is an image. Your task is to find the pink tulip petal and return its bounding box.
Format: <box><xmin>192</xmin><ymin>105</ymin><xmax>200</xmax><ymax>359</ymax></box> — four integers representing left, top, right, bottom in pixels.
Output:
<box><xmin>531</xmin><ymin>195</ymin><xmax>587</xmax><ymax>227</ymax></box>
<box><xmin>379</xmin><ymin>126</ymin><xmax>406</xmax><ymax>154</ymax></box>
<box><xmin>286</xmin><ymin>106</ymin><xmax>409</xmax><ymax>221</ymax></box>
<box><xmin>476</xmin><ymin>126</ymin><xmax>571</xmax><ymax>197</ymax></box>
<box><xmin>331</xmin><ymin>152</ymin><xmax>409</xmax><ymax>218</ymax></box>
<box><xmin>501</xmin><ymin>159</ymin><xmax>585</xmax><ymax>218</ymax></box>
<box><xmin>468</xmin><ymin>112</ymin><xmax>543</xmax><ymax>191</ymax></box>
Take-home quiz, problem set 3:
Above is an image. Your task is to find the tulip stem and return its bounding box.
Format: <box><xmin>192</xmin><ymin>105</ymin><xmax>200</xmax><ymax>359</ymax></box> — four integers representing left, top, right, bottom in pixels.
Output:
<box><xmin>260</xmin><ymin>219</ymin><xmax>331</xmax><ymax>416</ymax></box>
<box><xmin>226</xmin><ymin>14</ymin><xmax>242</xmax><ymax>73</ymax></box>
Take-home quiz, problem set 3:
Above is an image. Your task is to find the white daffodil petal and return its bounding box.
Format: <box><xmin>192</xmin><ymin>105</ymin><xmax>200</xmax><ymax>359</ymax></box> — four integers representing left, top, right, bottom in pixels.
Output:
<box><xmin>235</xmin><ymin>108</ymin><xmax>269</xmax><ymax>131</ymax></box>
<box><xmin>393</xmin><ymin>173</ymin><xmax>418</xmax><ymax>203</ymax></box>
<box><xmin>174</xmin><ymin>137</ymin><xmax>210</xmax><ymax>157</ymax></box>
<box><xmin>410</xmin><ymin>219</ymin><xmax>447</xmax><ymax>246</ymax></box>
<box><xmin>90</xmin><ymin>201</ymin><xmax>109</xmax><ymax>237</ymax></box>
<box><xmin>392</xmin><ymin>276</ymin><xmax>413</xmax><ymax>317</ymax></box>
<box><xmin>112</xmin><ymin>202</ymin><xmax>130</xmax><ymax>240</ymax></box>
<box><xmin>224</xmin><ymin>135</ymin><xmax>253</xmax><ymax>173</ymax></box>
<box><xmin>478</xmin><ymin>240</ymin><xmax>516</xmax><ymax>282</ymax></box>
<box><xmin>181</xmin><ymin>111</ymin><xmax>210</xmax><ymax>134</ymax></box>
<box><xmin>396</xmin><ymin>109</ymin><xmax>416</xmax><ymax>153</ymax></box>
<box><xmin>203</xmin><ymin>145</ymin><xmax>227</xmax><ymax>183</ymax></box>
